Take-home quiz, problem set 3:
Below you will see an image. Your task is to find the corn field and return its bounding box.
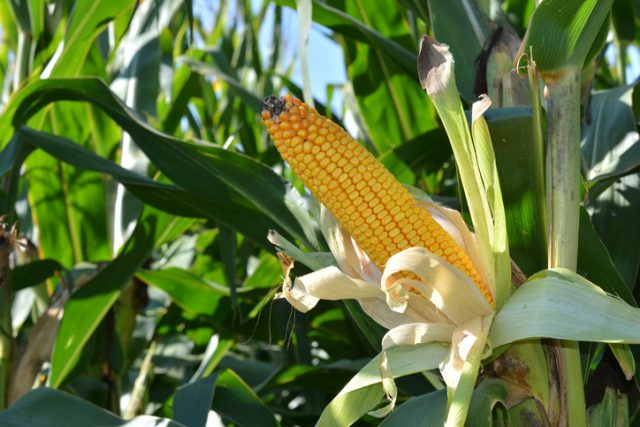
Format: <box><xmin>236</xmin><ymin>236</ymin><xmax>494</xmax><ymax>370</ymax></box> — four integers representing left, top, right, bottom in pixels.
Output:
<box><xmin>0</xmin><ymin>0</ymin><xmax>639</xmax><ymax>426</ymax></box>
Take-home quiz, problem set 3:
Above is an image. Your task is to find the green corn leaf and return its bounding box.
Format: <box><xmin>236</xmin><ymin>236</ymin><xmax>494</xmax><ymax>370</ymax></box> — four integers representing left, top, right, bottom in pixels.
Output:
<box><xmin>11</xmin><ymin>127</ymin><xmax>278</xmax><ymax>249</ymax></box>
<box><xmin>577</xmin><ymin>208</ymin><xmax>636</xmax><ymax>306</ymax></box>
<box><xmin>136</xmin><ymin>268</ymin><xmax>228</xmax><ymax>317</ymax></box>
<box><xmin>491</xmin><ymin>268</ymin><xmax>640</xmax><ymax>348</ymax></box>
<box><xmin>587</xmin><ymin>386</ymin><xmax>629</xmax><ymax>427</ymax></box>
<box><xmin>427</xmin><ymin>0</ymin><xmax>491</xmax><ymax>101</ymax></box>
<box><xmin>49</xmin><ymin>214</ymin><xmax>156</xmax><ymax>388</ymax></box>
<box><xmin>10</xmin><ymin>259</ymin><xmax>63</xmax><ymax>292</ymax></box>
<box><xmin>211</xmin><ymin>369</ymin><xmax>278</xmax><ymax>427</ymax></box>
<box><xmin>519</xmin><ymin>0</ymin><xmax>614</xmax><ymax>74</ymax></box>
<box><xmin>582</xmin><ymin>85</ymin><xmax>640</xmax><ymax>288</ymax></box>
<box><xmin>48</xmin><ymin>0</ymin><xmax>139</xmax><ymax>78</ymax></box>
<box><xmin>173</xmin><ymin>374</ymin><xmax>218</xmax><ymax>427</ymax></box>
<box><xmin>1</xmin><ymin>77</ymin><xmax>311</xmax><ymax>248</ymax></box>
<box><xmin>484</xmin><ymin>107</ymin><xmax>547</xmax><ymax>276</ymax></box>
<box><xmin>0</xmin><ymin>388</ymin><xmax>186</xmax><ymax>427</ymax></box>
<box><xmin>379</xmin><ymin>390</ymin><xmax>447</xmax><ymax>427</ymax></box>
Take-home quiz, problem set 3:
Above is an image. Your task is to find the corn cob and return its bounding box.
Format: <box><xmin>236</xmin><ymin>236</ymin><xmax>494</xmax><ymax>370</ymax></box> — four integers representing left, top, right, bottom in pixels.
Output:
<box><xmin>262</xmin><ymin>95</ymin><xmax>493</xmax><ymax>305</ymax></box>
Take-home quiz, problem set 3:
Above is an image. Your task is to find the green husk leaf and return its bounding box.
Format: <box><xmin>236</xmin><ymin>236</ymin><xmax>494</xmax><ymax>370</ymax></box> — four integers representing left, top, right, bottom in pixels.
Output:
<box><xmin>418</xmin><ymin>36</ymin><xmax>496</xmax><ymax>299</ymax></box>
<box><xmin>466</xmin><ymin>378</ymin><xmax>515</xmax><ymax>427</ymax></box>
<box><xmin>444</xmin><ymin>316</ymin><xmax>492</xmax><ymax>427</ymax></box>
<box><xmin>317</xmin><ymin>344</ymin><xmax>449</xmax><ymax>427</ymax></box>
<box><xmin>471</xmin><ymin>96</ymin><xmax>511</xmax><ymax>308</ymax></box>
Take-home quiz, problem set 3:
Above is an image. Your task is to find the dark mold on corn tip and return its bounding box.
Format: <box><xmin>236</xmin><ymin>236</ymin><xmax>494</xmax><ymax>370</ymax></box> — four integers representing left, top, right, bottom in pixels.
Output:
<box><xmin>261</xmin><ymin>96</ymin><xmax>286</xmax><ymax>118</ymax></box>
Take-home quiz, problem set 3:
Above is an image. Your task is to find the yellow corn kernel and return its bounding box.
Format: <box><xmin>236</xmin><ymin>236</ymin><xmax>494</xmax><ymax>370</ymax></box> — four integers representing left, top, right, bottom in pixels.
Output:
<box><xmin>261</xmin><ymin>95</ymin><xmax>493</xmax><ymax>306</ymax></box>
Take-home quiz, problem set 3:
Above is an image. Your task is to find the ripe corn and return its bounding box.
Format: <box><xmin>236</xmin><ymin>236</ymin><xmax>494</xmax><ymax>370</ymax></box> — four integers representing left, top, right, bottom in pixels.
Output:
<box><xmin>261</xmin><ymin>95</ymin><xmax>493</xmax><ymax>305</ymax></box>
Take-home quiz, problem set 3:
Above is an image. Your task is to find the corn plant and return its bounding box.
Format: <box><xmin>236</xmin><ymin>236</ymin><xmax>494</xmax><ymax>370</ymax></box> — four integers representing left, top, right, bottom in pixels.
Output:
<box><xmin>0</xmin><ymin>0</ymin><xmax>639</xmax><ymax>426</ymax></box>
